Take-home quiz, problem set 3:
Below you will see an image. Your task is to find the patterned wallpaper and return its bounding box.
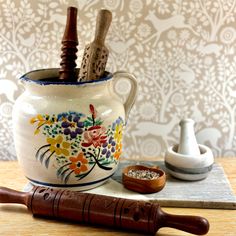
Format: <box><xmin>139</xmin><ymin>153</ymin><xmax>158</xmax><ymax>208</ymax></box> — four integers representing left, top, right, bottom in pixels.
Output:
<box><xmin>0</xmin><ymin>0</ymin><xmax>236</xmax><ymax>160</ymax></box>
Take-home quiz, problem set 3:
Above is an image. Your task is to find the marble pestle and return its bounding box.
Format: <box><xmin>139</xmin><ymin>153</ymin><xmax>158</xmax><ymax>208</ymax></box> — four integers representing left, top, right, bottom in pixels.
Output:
<box><xmin>177</xmin><ymin>119</ymin><xmax>200</xmax><ymax>156</ymax></box>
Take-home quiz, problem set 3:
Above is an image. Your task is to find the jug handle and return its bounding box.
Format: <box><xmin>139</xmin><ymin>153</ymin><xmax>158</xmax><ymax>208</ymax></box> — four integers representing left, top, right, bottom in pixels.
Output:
<box><xmin>113</xmin><ymin>71</ymin><xmax>138</xmax><ymax>123</ymax></box>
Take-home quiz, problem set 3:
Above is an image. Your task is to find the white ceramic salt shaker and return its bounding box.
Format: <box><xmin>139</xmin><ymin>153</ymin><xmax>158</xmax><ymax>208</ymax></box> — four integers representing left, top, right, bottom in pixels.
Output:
<box><xmin>177</xmin><ymin>119</ymin><xmax>200</xmax><ymax>156</ymax></box>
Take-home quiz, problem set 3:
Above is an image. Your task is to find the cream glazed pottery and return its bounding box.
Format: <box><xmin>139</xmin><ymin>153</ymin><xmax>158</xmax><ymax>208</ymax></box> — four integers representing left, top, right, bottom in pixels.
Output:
<box><xmin>13</xmin><ymin>69</ymin><xmax>137</xmax><ymax>191</ymax></box>
<box><xmin>165</xmin><ymin>119</ymin><xmax>214</xmax><ymax>181</ymax></box>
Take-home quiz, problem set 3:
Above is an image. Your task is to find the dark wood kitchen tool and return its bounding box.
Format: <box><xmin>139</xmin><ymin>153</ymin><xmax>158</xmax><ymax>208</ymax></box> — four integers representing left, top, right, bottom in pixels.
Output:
<box><xmin>122</xmin><ymin>165</ymin><xmax>166</xmax><ymax>193</ymax></box>
<box><xmin>0</xmin><ymin>186</ymin><xmax>209</xmax><ymax>235</ymax></box>
<box><xmin>78</xmin><ymin>9</ymin><xmax>112</xmax><ymax>82</ymax></box>
<box><xmin>59</xmin><ymin>7</ymin><xmax>78</xmax><ymax>81</ymax></box>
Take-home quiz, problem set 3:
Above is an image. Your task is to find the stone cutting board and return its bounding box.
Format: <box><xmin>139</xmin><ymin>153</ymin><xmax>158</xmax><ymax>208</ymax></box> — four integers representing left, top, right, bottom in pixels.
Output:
<box><xmin>86</xmin><ymin>161</ymin><xmax>236</xmax><ymax>210</ymax></box>
<box><xmin>24</xmin><ymin>161</ymin><xmax>236</xmax><ymax>209</ymax></box>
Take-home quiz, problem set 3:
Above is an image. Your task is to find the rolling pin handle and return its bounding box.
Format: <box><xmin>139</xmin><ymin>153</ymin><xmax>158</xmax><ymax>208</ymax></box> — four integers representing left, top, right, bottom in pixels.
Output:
<box><xmin>0</xmin><ymin>187</ymin><xmax>28</xmax><ymax>206</ymax></box>
<box><xmin>158</xmin><ymin>207</ymin><xmax>210</xmax><ymax>235</ymax></box>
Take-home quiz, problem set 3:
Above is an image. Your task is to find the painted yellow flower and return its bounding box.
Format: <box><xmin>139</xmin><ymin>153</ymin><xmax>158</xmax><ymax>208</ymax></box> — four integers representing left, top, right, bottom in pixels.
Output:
<box><xmin>30</xmin><ymin>114</ymin><xmax>55</xmax><ymax>135</ymax></box>
<box><xmin>114</xmin><ymin>124</ymin><xmax>123</xmax><ymax>143</ymax></box>
<box><xmin>47</xmin><ymin>135</ymin><xmax>70</xmax><ymax>156</ymax></box>
<box><xmin>114</xmin><ymin>143</ymin><xmax>122</xmax><ymax>160</ymax></box>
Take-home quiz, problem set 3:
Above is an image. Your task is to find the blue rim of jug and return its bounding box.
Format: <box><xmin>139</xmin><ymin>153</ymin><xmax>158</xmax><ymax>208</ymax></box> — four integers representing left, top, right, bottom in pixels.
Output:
<box><xmin>26</xmin><ymin>173</ymin><xmax>114</xmax><ymax>188</ymax></box>
<box><xmin>20</xmin><ymin>68</ymin><xmax>113</xmax><ymax>85</ymax></box>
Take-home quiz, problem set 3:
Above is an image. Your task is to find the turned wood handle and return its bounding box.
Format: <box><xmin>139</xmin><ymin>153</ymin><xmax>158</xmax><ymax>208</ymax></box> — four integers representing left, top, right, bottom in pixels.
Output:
<box><xmin>93</xmin><ymin>9</ymin><xmax>112</xmax><ymax>45</ymax></box>
<box><xmin>158</xmin><ymin>208</ymin><xmax>210</xmax><ymax>235</ymax></box>
<box><xmin>0</xmin><ymin>187</ymin><xmax>28</xmax><ymax>205</ymax></box>
<box><xmin>59</xmin><ymin>6</ymin><xmax>78</xmax><ymax>81</ymax></box>
<box><xmin>62</xmin><ymin>7</ymin><xmax>78</xmax><ymax>42</ymax></box>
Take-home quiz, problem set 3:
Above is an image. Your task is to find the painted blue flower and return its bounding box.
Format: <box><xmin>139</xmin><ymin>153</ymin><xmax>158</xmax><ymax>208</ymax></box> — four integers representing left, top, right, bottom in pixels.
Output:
<box><xmin>112</xmin><ymin>117</ymin><xmax>123</xmax><ymax>131</ymax></box>
<box><xmin>58</xmin><ymin>111</ymin><xmax>84</xmax><ymax>121</ymax></box>
<box><xmin>61</xmin><ymin>114</ymin><xmax>84</xmax><ymax>139</ymax></box>
<box><xmin>101</xmin><ymin>136</ymin><xmax>116</xmax><ymax>158</ymax></box>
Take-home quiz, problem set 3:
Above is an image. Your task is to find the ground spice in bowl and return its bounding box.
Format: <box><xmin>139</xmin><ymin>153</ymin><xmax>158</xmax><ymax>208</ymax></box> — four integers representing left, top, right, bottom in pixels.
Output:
<box><xmin>127</xmin><ymin>169</ymin><xmax>160</xmax><ymax>180</ymax></box>
<box><xmin>122</xmin><ymin>165</ymin><xmax>166</xmax><ymax>194</ymax></box>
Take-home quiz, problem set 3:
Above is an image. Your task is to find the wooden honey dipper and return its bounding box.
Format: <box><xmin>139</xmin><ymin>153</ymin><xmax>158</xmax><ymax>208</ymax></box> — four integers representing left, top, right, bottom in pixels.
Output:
<box><xmin>0</xmin><ymin>186</ymin><xmax>209</xmax><ymax>235</ymax></box>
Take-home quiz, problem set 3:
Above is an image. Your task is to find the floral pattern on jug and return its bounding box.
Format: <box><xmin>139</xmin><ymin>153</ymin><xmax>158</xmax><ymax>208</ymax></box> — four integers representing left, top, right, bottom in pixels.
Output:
<box><xmin>13</xmin><ymin>68</ymin><xmax>137</xmax><ymax>190</ymax></box>
<box><xmin>30</xmin><ymin>104</ymin><xmax>124</xmax><ymax>183</ymax></box>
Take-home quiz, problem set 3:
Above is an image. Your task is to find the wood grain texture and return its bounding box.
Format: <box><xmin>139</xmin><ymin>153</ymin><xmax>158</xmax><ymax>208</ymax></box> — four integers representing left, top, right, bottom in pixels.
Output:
<box><xmin>0</xmin><ymin>159</ymin><xmax>235</xmax><ymax>236</ymax></box>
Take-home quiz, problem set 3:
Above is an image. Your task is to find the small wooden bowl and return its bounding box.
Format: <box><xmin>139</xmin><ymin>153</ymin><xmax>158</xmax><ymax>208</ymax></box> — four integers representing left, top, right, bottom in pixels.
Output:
<box><xmin>122</xmin><ymin>165</ymin><xmax>166</xmax><ymax>194</ymax></box>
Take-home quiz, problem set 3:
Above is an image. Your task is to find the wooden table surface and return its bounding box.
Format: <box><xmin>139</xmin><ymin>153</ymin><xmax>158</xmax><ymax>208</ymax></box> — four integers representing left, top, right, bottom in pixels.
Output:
<box><xmin>0</xmin><ymin>158</ymin><xmax>235</xmax><ymax>236</ymax></box>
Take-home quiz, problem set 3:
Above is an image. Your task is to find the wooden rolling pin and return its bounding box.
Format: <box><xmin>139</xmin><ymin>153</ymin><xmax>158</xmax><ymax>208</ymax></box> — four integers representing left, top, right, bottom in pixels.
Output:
<box><xmin>0</xmin><ymin>186</ymin><xmax>209</xmax><ymax>235</ymax></box>
<box><xmin>78</xmin><ymin>9</ymin><xmax>112</xmax><ymax>82</ymax></box>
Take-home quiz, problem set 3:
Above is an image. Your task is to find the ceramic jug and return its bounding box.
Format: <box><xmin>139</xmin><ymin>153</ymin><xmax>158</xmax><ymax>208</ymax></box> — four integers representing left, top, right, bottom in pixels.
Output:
<box><xmin>13</xmin><ymin>69</ymin><xmax>137</xmax><ymax>190</ymax></box>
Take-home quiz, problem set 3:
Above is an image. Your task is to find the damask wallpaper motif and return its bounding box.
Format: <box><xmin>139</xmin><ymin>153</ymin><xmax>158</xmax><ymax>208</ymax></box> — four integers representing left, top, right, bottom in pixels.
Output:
<box><xmin>0</xmin><ymin>0</ymin><xmax>235</xmax><ymax>160</ymax></box>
